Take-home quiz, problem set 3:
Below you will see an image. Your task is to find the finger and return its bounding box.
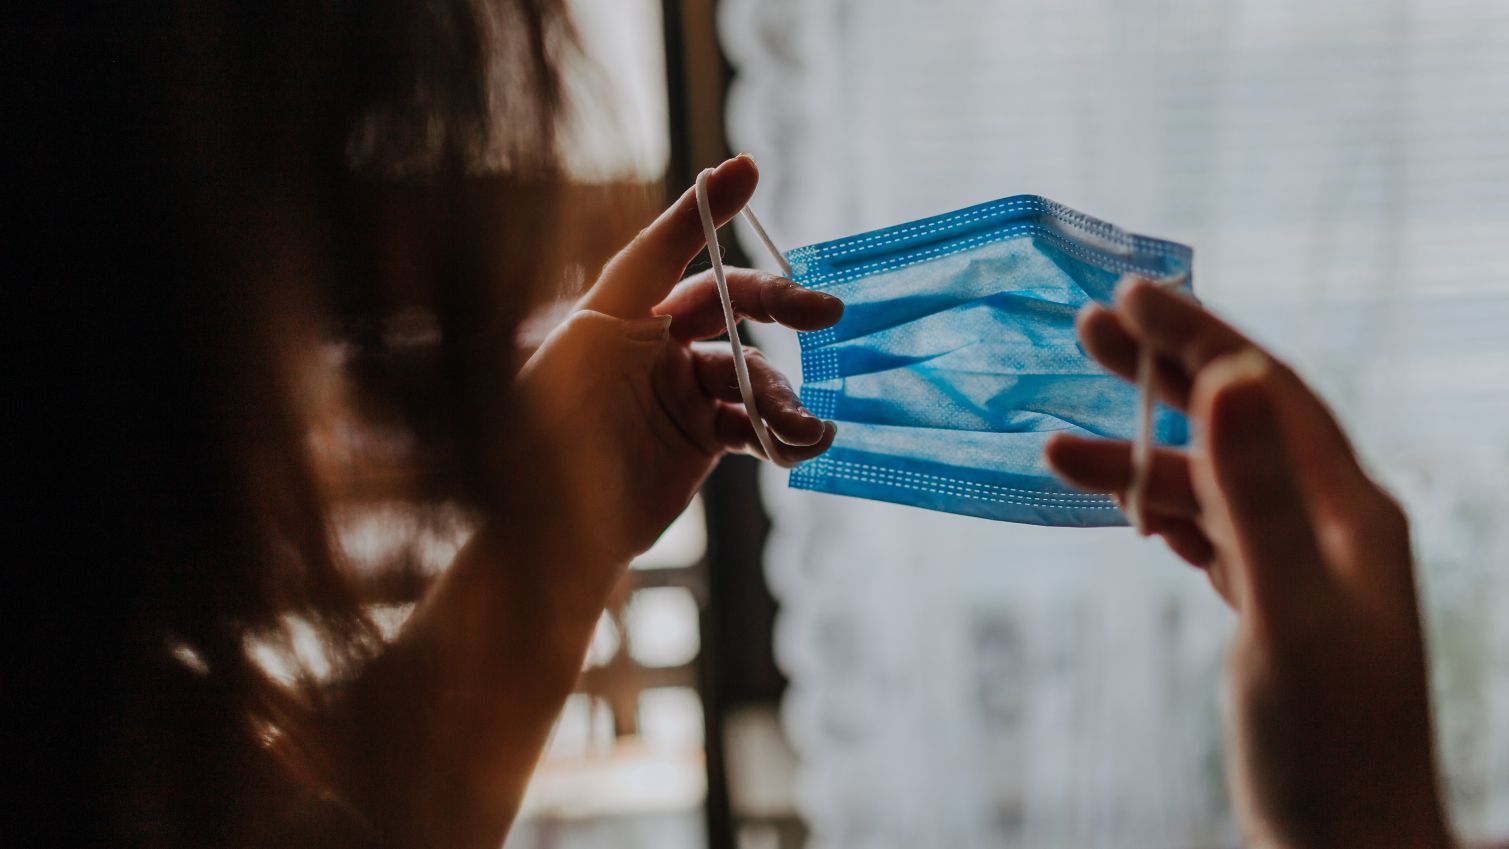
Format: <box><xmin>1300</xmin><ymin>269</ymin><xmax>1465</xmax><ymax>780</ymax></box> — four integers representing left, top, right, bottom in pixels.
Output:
<box><xmin>657</xmin><ymin>269</ymin><xmax>844</xmax><ymax>341</ymax></box>
<box><xmin>1143</xmin><ymin>513</ymin><xmax>1216</xmax><ymax>569</ymax></box>
<box><xmin>1119</xmin><ymin>281</ymin><xmax>1376</xmax><ymax>518</ymax></box>
<box><xmin>716</xmin><ymin>405</ymin><xmax>836</xmax><ymax>461</ymax></box>
<box><xmin>1190</xmin><ymin>351</ymin><xmax>1329</xmax><ymax>623</ymax></box>
<box><xmin>1043</xmin><ymin>433</ymin><xmax>1200</xmax><ymax>517</ymax></box>
<box><xmin>692</xmin><ymin>344</ymin><xmax>826</xmax><ymax>446</ymax></box>
<box><xmin>1116</xmin><ymin>277</ymin><xmax>1257</xmax><ymax>378</ymax></box>
<box><xmin>581</xmin><ymin>155</ymin><xmax>760</xmax><ymax>319</ymax></box>
<box><xmin>1077</xmin><ymin>304</ymin><xmax>1193</xmax><ymax>410</ymax></box>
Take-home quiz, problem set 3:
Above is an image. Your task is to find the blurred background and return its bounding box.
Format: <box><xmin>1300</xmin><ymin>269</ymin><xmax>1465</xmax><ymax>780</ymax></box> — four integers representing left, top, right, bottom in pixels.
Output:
<box><xmin>501</xmin><ymin>1</ymin><xmax>1509</xmax><ymax>848</ymax></box>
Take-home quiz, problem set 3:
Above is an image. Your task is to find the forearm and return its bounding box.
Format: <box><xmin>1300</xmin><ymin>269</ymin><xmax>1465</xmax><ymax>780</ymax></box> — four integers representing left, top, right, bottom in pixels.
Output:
<box><xmin>333</xmin><ymin>511</ymin><xmax>625</xmax><ymax>848</ymax></box>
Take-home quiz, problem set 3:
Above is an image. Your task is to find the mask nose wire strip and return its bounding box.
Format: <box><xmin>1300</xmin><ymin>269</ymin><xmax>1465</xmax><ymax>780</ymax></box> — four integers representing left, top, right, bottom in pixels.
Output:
<box><xmin>695</xmin><ymin>167</ymin><xmax>796</xmax><ymax>468</ymax></box>
<box><xmin>1123</xmin><ymin>273</ymin><xmax>1188</xmax><ymax>536</ymax></box>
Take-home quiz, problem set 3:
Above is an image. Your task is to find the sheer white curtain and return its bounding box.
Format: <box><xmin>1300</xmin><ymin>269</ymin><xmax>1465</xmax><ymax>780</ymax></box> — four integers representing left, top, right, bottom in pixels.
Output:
<box><xmin>722</xmin><ymin>1</ymin><xmax>1509</xmax><ymax>846</ymax></box>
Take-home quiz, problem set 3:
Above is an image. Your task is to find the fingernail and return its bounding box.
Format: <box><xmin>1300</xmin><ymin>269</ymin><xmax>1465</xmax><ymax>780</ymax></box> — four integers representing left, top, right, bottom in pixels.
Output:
<box><xmin>716</xmin><ymin>153</ymin><xmax>753</xmax><ymax>174</ymax></box>
<box><xmin>624</xmin><ymin>314</ymin><xmax>672</xmax><ymax>342</ymax></box>
<box><xmin>1194</xmin><ymin>350</ymin><xmax>1277</xmax><ymax>448</ymax></box>
<box><xmin>1191</xmin><ymin>349</ymin><xmax>1270</xmax><ymax>417</ymax></box>
<box><xmin>1206</xmin><ymin>348</ymin><xmax>1270</xmax><ymax>387</ymax></box>
<box><xmin>782</xmin><ymin>282</ymin><xmax>841</xmax><ymax>307</ymax></box>
<box><xmin>809</xmin><ymin>289</ymin><xmax>843</xmax><ymax>308</ymax></box>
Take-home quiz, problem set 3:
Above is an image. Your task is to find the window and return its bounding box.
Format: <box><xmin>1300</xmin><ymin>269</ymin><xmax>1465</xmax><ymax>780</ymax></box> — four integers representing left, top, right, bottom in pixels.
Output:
<box><xmin>508</xmin><ymin>501</ymin><xmax>711</xmax><ymax>849</ymax></box>
<box><xmin>724</xmin><ymin>0</ymin><xmax>1509</xmax><ymax>846</ymax></box>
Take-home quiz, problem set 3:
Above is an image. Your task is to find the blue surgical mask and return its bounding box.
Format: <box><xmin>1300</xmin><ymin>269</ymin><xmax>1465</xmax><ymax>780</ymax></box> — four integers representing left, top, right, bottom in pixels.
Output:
<box><xmin>783</xmin><ymin>195</ymin><xmax>1193</xmax><ymax>527</ymax></box>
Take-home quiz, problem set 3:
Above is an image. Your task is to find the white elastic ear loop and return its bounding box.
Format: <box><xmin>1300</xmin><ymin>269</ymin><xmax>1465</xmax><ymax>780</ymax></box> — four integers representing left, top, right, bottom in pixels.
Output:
<box><xmin>694</xmin><ymin>167</ymin><xmax>796</xmax><ymax>467</ymax></box>
<box><xmin>1124</xmin><ymin>273</ymin><xmax>1188</xmax><ymax>535</ymax></box>
<box><xmin>738</xmin><ymin>205</ymin><xmax>793</xmax><ymax>278</ymax></box>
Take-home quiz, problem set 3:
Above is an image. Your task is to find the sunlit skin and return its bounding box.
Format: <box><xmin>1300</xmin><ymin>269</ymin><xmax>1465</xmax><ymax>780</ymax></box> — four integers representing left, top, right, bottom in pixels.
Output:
<box><xmin>521</xmin><ymin>154</ymin><xmax>840</xmax><ymax>560</ymax></box>
<box><xmin>325</xmin><ymin>168</ymin><xmax>1452</xmax><ymax>849</ymax></box>
<box><xmin>1045</xmin><ymin>279</ymin><xmax>1455</xmax><ymax>849</ymax></box>
<box><xmin>336</xmin><ymin>155</ymin><xmax>842</xmax><ymax>849</ymax></box>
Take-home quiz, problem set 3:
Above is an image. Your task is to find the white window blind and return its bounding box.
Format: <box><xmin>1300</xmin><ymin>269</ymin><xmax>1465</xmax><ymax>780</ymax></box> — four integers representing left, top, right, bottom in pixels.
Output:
<box><xmin>725</xmin><ymin>1</ymin><xmax>1509</xmax><ymax>846</ymax></box>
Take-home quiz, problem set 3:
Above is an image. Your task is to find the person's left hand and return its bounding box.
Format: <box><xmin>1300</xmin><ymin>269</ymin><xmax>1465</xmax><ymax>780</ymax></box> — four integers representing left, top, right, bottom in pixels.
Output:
<box><xmin>1042</xmin><ymin>280</ymin><xmax>1450</xmax><ymax>849</ymax></box>
<box><xmin>516</xmin><ymin>155</ymin><xmax>841</xmax><ymax>561</ymax></box>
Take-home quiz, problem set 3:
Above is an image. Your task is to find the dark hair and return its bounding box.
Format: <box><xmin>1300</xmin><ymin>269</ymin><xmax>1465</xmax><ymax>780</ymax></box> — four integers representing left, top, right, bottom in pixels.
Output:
<box><xmin>6</xmin><ymin>1</ymin><xmax>583</xmax><ymax>844</ymax></box>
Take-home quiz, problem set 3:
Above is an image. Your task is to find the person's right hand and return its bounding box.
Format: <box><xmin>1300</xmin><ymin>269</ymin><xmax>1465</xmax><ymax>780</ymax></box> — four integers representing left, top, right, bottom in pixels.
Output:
<box><xmin>514</xmin><ymin>155</ymin><xmax>839</xmax><ymax>565</ymax></box>
<box><xmin>1045</xmin><ymin>279</ymin><xmax>1454</xmax><ymax>849</ymax></box>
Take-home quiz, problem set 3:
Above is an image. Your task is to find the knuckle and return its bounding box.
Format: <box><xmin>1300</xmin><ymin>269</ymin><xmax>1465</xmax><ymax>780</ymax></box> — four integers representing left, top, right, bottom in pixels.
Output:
<box><xmin>558</xmin><ymin>309</ymin><xmax>620</xmax><ymax>343</ymax></box>
<box><xmin>1367</xmin><ymin>486</ymin><xmax>1410</xmax><ymax>533</ymax></box>
<box><xmin>1268</xmin><ymin>359</ymin><xmax>1316</xmax><ymax>397</ymax></box>
<box><xmin>1338</xmin><ymin>483</ymin><xmax>1411</xmax><ymax>551</ymax></box>
<box><xmin>1255</xmin><ymin>358</ymin><xmax>1289</xmax><ymax>389</ymax></box>
<box><xmin>561</xmin><ymin>309</ymin><xmax>607</xmax><ymax>331</ymax></box>
<box><xmin>670</xmin><ymin>198</ymin><xmax>699</xmax><ymax>231</ymax></box>
<box><xmin>1201</xmin><ymin>368</ymin><xmax>1252</xmax><ymax>409</ymax></box>
<box><xmin>628</xmin><ymin>227</ymin><xmax>660</xmax><ymax>257</ymax></box>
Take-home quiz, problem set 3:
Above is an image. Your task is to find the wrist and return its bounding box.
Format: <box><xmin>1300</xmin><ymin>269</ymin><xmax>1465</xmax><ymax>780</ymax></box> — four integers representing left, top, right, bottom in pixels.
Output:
<box><xmin>446</xmin><ymin>502</ymin><xmax>627</xmax><ymax>629</ymax></box>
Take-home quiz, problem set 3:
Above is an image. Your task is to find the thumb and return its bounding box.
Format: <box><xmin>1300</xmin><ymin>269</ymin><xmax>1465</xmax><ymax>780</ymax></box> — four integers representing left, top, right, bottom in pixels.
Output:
<box><xmin>580</xmin><ymin>155</ymin><xmax>759</xmax><ymax>320</ymax></box>
<box><xmin>1191</xmin><ymin>350</ymin><xmax>1329</xmax><ymax>627</ymax></box>
<box><xmin>622</xmin><ymin>314</ymin><xmax>675</xmax><ymax>344</ymax></box>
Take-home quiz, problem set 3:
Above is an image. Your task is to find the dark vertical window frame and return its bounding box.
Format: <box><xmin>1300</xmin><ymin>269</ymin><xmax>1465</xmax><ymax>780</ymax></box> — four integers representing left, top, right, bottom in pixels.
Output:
<box><xmin>660</xmin><ymin>2</ymin><xmax>787</xmax><ymax>848</ymax></box>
